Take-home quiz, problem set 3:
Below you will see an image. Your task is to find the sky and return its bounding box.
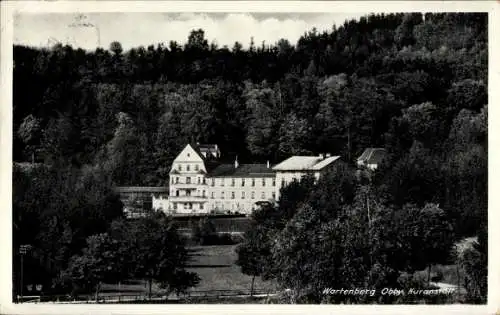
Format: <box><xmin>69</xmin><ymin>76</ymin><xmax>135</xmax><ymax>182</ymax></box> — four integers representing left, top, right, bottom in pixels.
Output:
<box><xmin>14</xmin><ymin>12</ymin><xmax>365</xmax><ymax>51</ymax></box>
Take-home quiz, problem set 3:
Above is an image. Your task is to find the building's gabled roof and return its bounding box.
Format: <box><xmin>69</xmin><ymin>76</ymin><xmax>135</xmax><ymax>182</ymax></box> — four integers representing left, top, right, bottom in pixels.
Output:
<box><xmin>272</xmin><ymin>155</ymin><xmax>340</xmax><ymax>171</ymax></box>
<box><xmin>187</xmin><ymin>143</ymin><xmax>208</xmax><ymax>161</ymax></box>
<box><xmin>310</xmin><ymin>156</ymin><xmax>341</xmax><ymax>170</ymax></box>
<box><xmin>272</xmin><ymin>156</ymin><xmax>322</xmax><ymax>171</ymax></box>
<box><xmin>357</xmin><ymin>148</ymin><xmax>387</xmax><ymax>165</ymax></box>
<box><xmin>207</xmin><ymin>163</ymin><xmax>275</xmax><ymax>177</ymax></box>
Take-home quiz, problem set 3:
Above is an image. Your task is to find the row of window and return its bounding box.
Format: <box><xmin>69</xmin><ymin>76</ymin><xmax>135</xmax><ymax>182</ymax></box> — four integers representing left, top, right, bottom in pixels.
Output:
<box><xmin>177</xmin><ymin>164</ymin><xmax>200</xmax><ymax>172</ymax></box>
<box><xmin>211</xmin><ymin>191</ymin><xmax>275</xmax><ymax>200</ymax></box>
<box><xmin>170</xmin><ymin>190</ymin><xmax>276</xmax><ymax>200</ymax></box>
<box><xmin>171</xmin><ymin>176</ymin><xmax>277</xmax><ymax>187</ymax></box>
<box><xmin>171</xmin><ymin>177</ymin><xmax>207</xmax><ymax>185</ymax></box>
<box><xmin>211</xmin><ymin>177</ymin><xmax>276</xmax><ymax>187</ymax></box>
<box><xmin>172</xmin><ymin>202</ymin><xmax>202</xmax><ymax>210</ymax></box>
<box><xmin>172</xmin><ymin>190</ymin><xmax>207</xmax><ymax>197</ymax></box>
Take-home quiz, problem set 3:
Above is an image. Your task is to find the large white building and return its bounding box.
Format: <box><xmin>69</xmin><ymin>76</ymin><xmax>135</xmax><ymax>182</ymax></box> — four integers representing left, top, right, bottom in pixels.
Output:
<box><xmin>153</xmin><ymin>144</ymin><xmax>341</xmax><ymax>215</ymax></box>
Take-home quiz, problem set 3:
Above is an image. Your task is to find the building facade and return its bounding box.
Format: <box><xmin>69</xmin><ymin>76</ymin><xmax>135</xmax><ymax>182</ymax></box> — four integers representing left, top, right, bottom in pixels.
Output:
<box><xmin>154</xmin><ymin>144</ymin><xmax>341</xmax><ymax>215</ymax></box>
<box><xmin>272</xmin><ymin>154</ymin><xmax>341</xmax><ymax>199</ymax></box>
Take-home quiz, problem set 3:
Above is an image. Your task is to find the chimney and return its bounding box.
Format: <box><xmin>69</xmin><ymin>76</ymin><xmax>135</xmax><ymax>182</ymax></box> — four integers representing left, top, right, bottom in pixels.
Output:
<box><xmin>267</xmin><ymin>160</ymin><xmax>270</xmax><ymax>168</ymax></box>
<box><xmin>234</xmin><ymin>156</ymin><xmax>239</xmax><ymax>168</ymax></box>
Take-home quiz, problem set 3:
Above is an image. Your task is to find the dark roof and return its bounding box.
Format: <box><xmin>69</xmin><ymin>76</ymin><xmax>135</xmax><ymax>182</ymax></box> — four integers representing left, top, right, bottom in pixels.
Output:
<box><xmin>190</xmin><ymin>143</ymin><xmax>220</xmax><ymax>161</ymax></box>
<box><xmin>208</xmin><ymin>164</ymin><xmax>275</xmax><ymax>177</ymax></box>
<box><xmin>357</xmin><ymin>148</ymin><xmax>387</xmax><ymax>164</ymax></box>
<box><xmin>204</xmin><ymin>160</ymin><xmax>222</xmax><ymax>173</ymax></box>
<box><xmin>197</xmin><ymin>144</ymin><xmax>218</xmax><ymax>150</ymax></box>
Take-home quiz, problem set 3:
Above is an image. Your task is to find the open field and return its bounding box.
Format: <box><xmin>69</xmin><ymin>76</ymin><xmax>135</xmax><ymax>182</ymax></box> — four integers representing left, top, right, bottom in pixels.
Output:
<box><xmin>97</xmin><ymin>244</ymin><xmax>276</xmax><ymax>298</ymax></box>
<box><xmin>185</xmin><ymin>244</ymin><xmax>277</xmax><ymax>292</ymax></box>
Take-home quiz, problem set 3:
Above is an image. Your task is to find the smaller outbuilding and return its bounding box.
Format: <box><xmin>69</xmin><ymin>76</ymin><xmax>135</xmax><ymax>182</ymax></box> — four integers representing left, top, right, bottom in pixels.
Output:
<box><xmin>356</xmin><ymin>148</ymin><xmax>387</xmax><ymax>170</ymax></box>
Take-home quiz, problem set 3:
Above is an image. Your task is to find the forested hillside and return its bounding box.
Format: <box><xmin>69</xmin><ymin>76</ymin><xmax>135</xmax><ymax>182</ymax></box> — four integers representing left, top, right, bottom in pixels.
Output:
<box><xmin>13</xmin><ymin>13</ymin><xmax>487</xmax><ymax>299</ymax></box>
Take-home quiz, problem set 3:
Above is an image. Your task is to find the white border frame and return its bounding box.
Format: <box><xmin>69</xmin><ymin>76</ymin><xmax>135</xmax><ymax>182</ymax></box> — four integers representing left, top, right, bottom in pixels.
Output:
<box><xmin>1</xmin><ymin>1</ymin><xmax>498</xmax><ymax>314</ymax></box>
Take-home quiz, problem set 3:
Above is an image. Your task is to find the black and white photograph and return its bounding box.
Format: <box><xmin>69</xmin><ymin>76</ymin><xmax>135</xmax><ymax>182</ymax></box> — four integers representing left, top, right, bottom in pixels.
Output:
<box><xmin>1</xmin><ymin>1</ymin><xmax>498</xmax><ymax>313</ymax></box>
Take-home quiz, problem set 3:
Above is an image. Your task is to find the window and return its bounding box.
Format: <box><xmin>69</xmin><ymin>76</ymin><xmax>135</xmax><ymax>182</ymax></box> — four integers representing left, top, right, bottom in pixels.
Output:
<box><xmin>176</xmin><ymin>190</ymin><xmax>179</xmax><ymax>197</ymax></box>
<box><xmin>195</xmin><ymin>164</ymin><xmax>199</xmax><ymax>171</ymax></box>
<box><xmin>262</xmin><ymin>178</ymin><xmax>266</xmax><ymax>186</ymax></box>
<box><xmin>251</xmin><ymin>178</ymin><xmax>255</xmax><ymax>186</ymax></box>
<box><xmin>272</xmin><ymin>178</ymin><xmax>276</xmax><ymax>186</ymax></box>
<box><xmin>187</xmin><ymin>164</ymin><xmax>190</xmax><ymax>171</ymax></box>
<box><xmin>242</xmin><ymin>191</ymin><xmax>245</xmax><ymax>199</ymax></box>
<box><xmin>186</xmin><ymin>177</ymin><xmax>191</xmax><ymax>184</ymax></box>
<box><xmin>203</xmin><ymin>178</ymin><xmax>206</xmax><ymax>184</ymax></box>
<box><xmin>231</xmin><ymin>178</ymin><xmax>235</xmax><ymax>186</ymax></box>
<box><xmin>202</xmin><ymin>190</ymin><xmax>206</xmax><ymax>197</ymax></box>
<box><xmin>242</xmin><ymin>178</ymin><xmax>245</xmax><ymax>186</ymax></box>
<box><xmin>188</xmin><ymin>203</ymin><xmax>193</xmax><ymax>210</ymax></box>
<box><xmin>178</xmin><ymin>164</ymin><xmax>182</xmax><ymax>171</ymax></box>
<box><xmin>175</xmin><ymin>177</ymin><xmax>179</xmax><ymax>184</ymax></box>
<box><xmin>173</xmin><ymin>203</ymin><xmax>177</xmax><ymax>210</ymax></box>
<box><xmin>221</xmin><ymin>179</ymin><xmax>225</xmax><ymax>186</ymax></box>
<box><xmin>272</xmin><ymin>192</ymin><xmax>276</xmax><ymax>199</ymax></box>
<box><xmin>184</xmin><ymin>203</ymin><xmax>188</xmax><ymax>209</ymax></box>
<box><xmin>281</xmin><ymin>179</ymin><xmax>285</xmax><ymax>187</ymax></box>
<box><xmin>221</xmin><ymin>192</ymin><xmax>225</xmax><ymax>199</ymax></box>
<box><xmin>251</xmin><ymin>192</ymin><xmax>255</xmax><ymax>199</ymax></box>
<box><xmin>211</xmin><ymin>179</ymin><xmax>215</xmax><ymax>186</ymax></box>
<box><xmin>197</xmin><ymin>177</ymin><xmax>201</xmax><ymax>184</ymax></box>
<box><xmin>200</xmin><ymin>203</ymin><xmax>204</xmax><ymax>210</ymax></box>
<box><xmin>261</xmin><ymin>192</ymin><xmax>265</xmax><ymax>199</ymax></box>
<box><xmin>231</xmin><ymin>192</ymin><xmax>235</xmax><ymax>199</ymax></box>
<box><xmin>186</xmin><ymin>190</ymin><xmax>191</xmax><ymax>196</ymax></box>
<box><xmin>211</xmin><ymin>192</ymin><xmax>215</xmax><ymax>199</ymax></box>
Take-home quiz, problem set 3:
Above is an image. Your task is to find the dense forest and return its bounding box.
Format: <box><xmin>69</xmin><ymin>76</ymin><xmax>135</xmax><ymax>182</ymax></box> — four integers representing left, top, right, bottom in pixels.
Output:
<box><xmin>13</xmin><ymin>12</ymin><xmax>487</xmax><ymax>301</ymax></box>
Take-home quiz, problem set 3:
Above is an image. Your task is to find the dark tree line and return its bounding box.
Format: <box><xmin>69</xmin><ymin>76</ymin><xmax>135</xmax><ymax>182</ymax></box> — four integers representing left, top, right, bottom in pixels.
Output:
<box><xmin>237</xmin><ymin>165</ymin><xmax>487</xmax><ymax>304</ymax></box>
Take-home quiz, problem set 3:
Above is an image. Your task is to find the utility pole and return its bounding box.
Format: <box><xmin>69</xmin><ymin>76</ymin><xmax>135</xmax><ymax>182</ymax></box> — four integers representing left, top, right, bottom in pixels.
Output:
<box><xmin>19</xmin><ymin>245</ymin><xmax>32</xmax><ymax>301</ymax></box>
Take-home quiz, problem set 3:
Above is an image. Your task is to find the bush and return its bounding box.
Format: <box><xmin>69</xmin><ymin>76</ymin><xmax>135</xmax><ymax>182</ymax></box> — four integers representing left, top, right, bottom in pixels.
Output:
<box><xmin>191</xmin><ymin>217</ymin><xmax>216</xmax><ymax>245</ymax></box>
